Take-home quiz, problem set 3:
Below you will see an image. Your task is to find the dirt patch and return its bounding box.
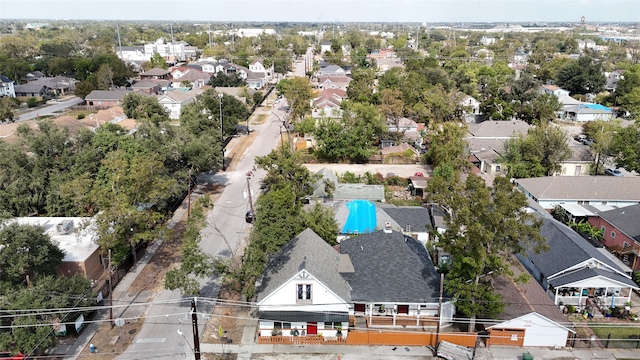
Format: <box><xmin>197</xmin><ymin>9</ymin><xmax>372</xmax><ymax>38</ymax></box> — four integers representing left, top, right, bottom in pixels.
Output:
<box><xmin>202</xmin><ymin>284</ymin><xmax>250</xmax><ymax>346</ymax></box>
<box><xmin>226</xmin><ymin>131</ymin><xmax>259</xmax><ymax>172</ymax></box>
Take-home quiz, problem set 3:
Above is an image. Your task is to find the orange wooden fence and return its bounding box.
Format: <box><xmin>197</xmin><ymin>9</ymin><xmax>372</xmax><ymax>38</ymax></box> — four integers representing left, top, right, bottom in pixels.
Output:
<box><xmin>258</xmin><ymin>331</ymin><xmax>477</xmax><ymax>347</ymax></box>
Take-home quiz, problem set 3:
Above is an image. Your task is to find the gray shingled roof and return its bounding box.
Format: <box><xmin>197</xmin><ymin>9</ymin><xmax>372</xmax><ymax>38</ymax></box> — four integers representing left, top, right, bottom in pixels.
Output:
<box><xmin>14</xmin><ymin>83</ymin><xmax>48</xmax><ymax>94</ymax></box>
<box><xmin>548</xmin><ymin>267</ymin><xmax>638</xmax><ymax>289</ymax></box>
<box><xmin>340</xmin><ymin>230</ymin><xmax>441</xmax><ymax>303</ymax></box>
<box><xmin>334</xmin><ymin>184</ymin><xmax>385</xmax><ymax>201</ymax></box>
<box><xmin>491</xmin><ymin>259</ymin><xmax>569</xmax><ymax>324</ymax></box>
<box><xmin>141</xmin><ymin>68</ymin><xmax>170</xmax><ymax>76</ymax></box>
<box><xmin>597</xmin><ymin>203</ymin><xmax>640</xmax><ymax>242</ymax></box>
<box><xmin>256</xmin><ymin>228</ymin><xmax>351</xmax><ymax>304</ymax></box>
<box><xmin>0</xmin><ymin>75</ymin><xmax>13</xmax><ymax>83</ymax></box>
<box><xmin>527</xmin><ymin>218</ymin><xmax>628</xmax><ymax>279</ymax></box>
<box><xmin>379</xmin><ymin>204</ymin><xmax>432</xmax><ymax>233</ymax></box>
<box><xmin>85</xmin><ymin>90</ymin><xmax>130</xmax><ymax>101</ymax></box>
<box><xmin>516</xmin><ymin>176</ymin><xmax>640</xmax><ymax>201</ymax></box>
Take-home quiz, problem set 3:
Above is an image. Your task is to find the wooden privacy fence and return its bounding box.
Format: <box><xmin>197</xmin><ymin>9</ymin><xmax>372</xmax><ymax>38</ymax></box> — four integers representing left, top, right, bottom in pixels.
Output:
<box><xmin>258</xmin><ymin>331</ymin><xmax>477</xmax><ymax>347</ymax></box>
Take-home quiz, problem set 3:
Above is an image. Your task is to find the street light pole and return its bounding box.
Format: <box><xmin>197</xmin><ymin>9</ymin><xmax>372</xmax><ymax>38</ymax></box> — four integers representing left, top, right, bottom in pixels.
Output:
<box><xmin>219</xmin><ymin>93</ymin><xmax>225</xmax><ymax>171</ymax></box>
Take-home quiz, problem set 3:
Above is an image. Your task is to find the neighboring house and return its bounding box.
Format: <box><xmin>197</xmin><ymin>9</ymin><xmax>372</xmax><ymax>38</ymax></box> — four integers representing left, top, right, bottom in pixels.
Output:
<box><xmin>256</xmin><ymin>228</ymin><xmax>352</xmax><ymax>337</ymax></box>
<box><xmin>515</xmin><ymin>176</ymin><xmax>640</xmax><ymax>210</ymax></box>
<box><xmin>236</xmin><ymin>28</ymin><xmax>276</xmax><ymax>38</ymax></box>
<box><xmin>588</xmin><ymin>204</ymin><xmax>640</xmax><ymax>270</ymax></box>
<box><xmin>564</xmin><ymin>103</ymin><xmax>615</xmax><ymax>122</ymax></box>
<box><xmin>221</xmin><ymin>63</ymin><xmax>267</xmax><ymax>89</ymax></box>
<box><xmin>140</xmin><ymin>68</ymin><xmax>171</xmax><ymax>80</ymax></box>
<box><xmin>340</xmin><ymin>229</ymin><xmax>454</xmax><ymax>328</ymax></box>
<box><xmin>486</xmin><ymin>260</ymin><xmax>574</xmax><ymax>347</ymax></box>
<box><xmin>14</xmin><ymin>82</ymin><xmax>49</xmax><ymax>97</ymax></box>
<box><xmin>84</xmin><ymin>90</ymin><xmax>130</xmax><ymax>107</ymax></box>
<box><xmin>517</xmin><ymin>217</ymin><xmax>639</xmax><ymax>309</ymax></box>
<box><xmin>157</xmin><ymin>89</ymin><xmax>202</xmax><ymax>119</ymax></box>
<box><xmin>554</xmin><ymin>145</ymin><xmax>593</xmax><ymax>176</ymax></box>
<box><xmin>8</xmin><ymin>217</ymin><xmax>102</xmax><ymax>280</ymax></box>
<box><xmin>387</xmin><ymin>117</ymin><xmax>418</xmax><ymax>133</ymax></box>
<box><xmin>577</xmin><ymin>39</ymin><xmax>597</xmax><ymax>51</ymax></box>
<box><xmin>311</xmin><ymin>89</ymin><xmax>345</xmax><ymax>119</ymax></box>
<box><xmin>0</xmin><ymin>75</ymin><xmax>16</xmax><ymax>98</ymax></box>
<box><xmin>214</xmin><ymin>86</ymin><xmax>252</xmax><ymax>104</ymax></box>
<box><xmin>376</xmin><ymin>58</ymin><xmax>403</xmax><ymax>73</ymax></box>
<box><xmin>460</xmin><ymin>95</ymin><xmax>480</xmax><ymax>122</ymax></box>
<box><xmin>480</xmin><ymin>36</ymin><xmax>496</xmax><ymax>45</ymax></box>
<box><xmin>24</xmin><ymin>71</ymin><xmax>46</xmax><ymax>82</ymax></box>
<box><xmin>131</xmin><ymin>79</ymin><xmax>164</xmax><ymax>94</ymax></box>
<box><xmin>316</xmin><ymin>75</ymin><xmax>351</xmax><ymax>91</ymax></box>
<box><xmin>142</xmin><ymin>39</ymin><xmax>187</xmax><ymax>63</ymax></box>
<box><xmin>320</xmin><ymin>42</ymin><xmax>332</xmax><ymax>55</ymax></box>
<box><xmin>117</xmin><ymin>46</ymin><xmax>147</xmax><ymax>62</ymax></box>
<box><xmin>249</xmin><ymin>58</ymin><xmax>274</xmax><ymax>81</ymax></box>
<box><xmin>380</xmin><ymin>143</ymin><xmax>419</xmax><ymax>164</ymax></box>
<box><xmin>541</xmin><ymin>84</ymin><xmax>570</xmax><ymax>98</ymax></box>
<box><xmin>169</xmin><ymin>67</ymin><xmax>210</xmax><ymax>89</ymax></box>
<box><xmin>465</xmin><ymin>120</ymin><xmax>531</xmax><ymax>175</ymax></box>
<box><xmin>318</xmin><ymin>65</ymin><xmax>346</xmax><ymax>76</ymax></box>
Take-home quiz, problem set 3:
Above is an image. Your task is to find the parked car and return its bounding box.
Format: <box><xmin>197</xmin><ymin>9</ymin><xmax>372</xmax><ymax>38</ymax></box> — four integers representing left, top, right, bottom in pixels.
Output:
<box><xmin>245</xmin><ymin>210</ymin><xmax>256</xmax><ymax>223</ymax></box>
<box><xmin>604</xmin><ymin>168</ymin><xmax>623</xmax><ymax>177</ymax></box>
<box><xmin>574</xmin><ymin>134</ymin><xmax>587</xmax><ymax>142</ymax></box>
<box><xmin>581</xmin><ymin>138</ymin><xmax>594</xmax><ymax>146</ymax></box>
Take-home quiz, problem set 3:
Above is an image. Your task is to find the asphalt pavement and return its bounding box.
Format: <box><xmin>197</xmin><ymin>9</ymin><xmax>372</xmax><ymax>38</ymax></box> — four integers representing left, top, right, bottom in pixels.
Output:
<box><xmin>16</xmin><ymin>96</ymin><xmax>84</xmax><ymax>121</ymax></box>
<box><xmin>114</xmin><ymin>99</ymin><xmax>287</xmax><ymax>360</ymax></box>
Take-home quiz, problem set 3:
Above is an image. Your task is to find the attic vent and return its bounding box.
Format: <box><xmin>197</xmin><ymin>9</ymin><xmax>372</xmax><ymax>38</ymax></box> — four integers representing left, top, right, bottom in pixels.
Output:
<box><xmin>405</xmin><ymin>224</ymin><xmax>411</xmax><ymax>232</ymax></box>
<box><xmin>56</xmin><ymin>220</ymin><xmax>74</xmax><ymax>235</ymax></box>
<box><xmin>384</xmin><ymin>222</ymin><xmax>392</xmax><ymax>234</ymax></box>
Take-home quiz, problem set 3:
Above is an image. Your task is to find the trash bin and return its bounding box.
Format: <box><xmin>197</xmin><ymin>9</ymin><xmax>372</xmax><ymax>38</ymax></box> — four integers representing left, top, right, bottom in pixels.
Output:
<box><xmin>522</xmin><ymin>352</ymin><xmax>534</xmax><ymax>360</ymax></box>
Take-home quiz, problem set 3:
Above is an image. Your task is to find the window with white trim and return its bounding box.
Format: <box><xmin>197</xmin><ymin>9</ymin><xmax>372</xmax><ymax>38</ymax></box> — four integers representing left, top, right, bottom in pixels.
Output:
<box><xmin>611</xmin><ymin>231</ymin><xmax>616</xmax><ymax>238</ymax></box>
<box><xmin>297</xmin><ymin>284</ymin><xmax>312</xmax><ymax>302</ymax></box>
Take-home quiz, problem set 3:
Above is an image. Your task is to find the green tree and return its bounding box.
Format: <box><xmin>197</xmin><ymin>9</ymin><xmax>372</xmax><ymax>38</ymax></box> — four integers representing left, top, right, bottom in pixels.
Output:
<box><xmin>347</xmin><ymin>68</ymin><xmax>376</xmax><ymax>103</ymax></box>
<box><xmin>500</xmin><ymin>124</ymin><xmax>571</xmax><ymax>177</ymax></box>
<box><xmin>425</xmin><ymin>122</ymin><xmax>469</xmax><ymax>169</ymax></box>
<box><xmin>208</xmin><ymin>71</ymin><xmax>246</xmax><ymax>87</ymax></box>
<box><xmin>611</xmin><ymin>122</ymin><xmax>640</xmax><ymax>173</ymax></box>
<box><xmin>556</xmin><ymin>55</ymin><xmax>606</xmax><ymax>95</ymax></box>
<box><xmin>427</xmin><ymin>174</ymin><xmax>545</xmax><ymax>331</ymax></box>
<box><xmin>122</xmin><ymin>92</ymin><xmax>170</xmax><ymax>125</ymax></box>
<box><xmin>276</xmin><ymin>77</ymin><xmax>312</xmax><ymax>123</ymax></box>
<box><xmin>0</xmin><ymin>223</ymin><xmax>65</xmax><ymax>285</ymax></box>
<box><xmin>0</xmin><ymin>97</ymin><xmax>16</xmax><ymax>122</ymax></box>
<box><xmin>147</xmin><ymin>52</ymin><xmax>168</xmax><ymax>70</ymax></box>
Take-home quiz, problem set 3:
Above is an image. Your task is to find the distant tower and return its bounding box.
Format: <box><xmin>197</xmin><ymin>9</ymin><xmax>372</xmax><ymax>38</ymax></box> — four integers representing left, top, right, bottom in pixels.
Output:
<box><xmin>580</xmin><ymin>16</ymin><xmax>586</xmax><ymax>27</ymax></box>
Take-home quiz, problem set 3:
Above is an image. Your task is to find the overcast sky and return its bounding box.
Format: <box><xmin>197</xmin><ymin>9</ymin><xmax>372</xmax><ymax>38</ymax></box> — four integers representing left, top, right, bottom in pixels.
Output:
<box><xmin>2</xmin><ymin>0</ymin><xmax>639</xmax><ymax>23</ymax></box>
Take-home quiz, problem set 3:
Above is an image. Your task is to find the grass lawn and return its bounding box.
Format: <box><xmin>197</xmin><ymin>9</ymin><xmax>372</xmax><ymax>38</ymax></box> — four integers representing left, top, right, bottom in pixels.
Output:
<box><xmin>590</xmin><ymin>323</ymin><xmax>640</xmax><ymax>338</ymax></box>
<box><xmin>66</xmin><ymin>109</ymin><xmax>97</xmax><ymax>119</ymax></box>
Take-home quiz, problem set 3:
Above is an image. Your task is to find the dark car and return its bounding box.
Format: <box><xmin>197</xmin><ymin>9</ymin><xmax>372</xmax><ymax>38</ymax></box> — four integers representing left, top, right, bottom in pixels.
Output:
<box><xmin>245</xmin><ymin>210</ymin><xmax>255</xmax><ymax>223</ymax></box>
<box><xmin>604</xmin><ymin>168</ymin><xmax>623</xmax><ymax>177</ymax></box>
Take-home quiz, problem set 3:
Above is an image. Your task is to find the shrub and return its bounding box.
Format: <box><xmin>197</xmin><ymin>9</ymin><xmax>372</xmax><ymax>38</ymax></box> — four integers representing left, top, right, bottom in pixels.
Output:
<box><xmin>77</xmin><ymin>113</ymin><xmax>86</xmax><ymax>119</ymax></box>
<box><xmin>27</xmin><ymin>97</ymin><xmax>38</xmax><ymax>108</ymax></box>
<box><xmin>567</xmin><ymin>305</ymin><xmax>576</xmax><ymax>314</ymax></box>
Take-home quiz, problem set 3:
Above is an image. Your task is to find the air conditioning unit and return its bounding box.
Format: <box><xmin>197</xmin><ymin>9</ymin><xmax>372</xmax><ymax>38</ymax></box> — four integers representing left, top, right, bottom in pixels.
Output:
<box><xmin>56</xmin><ymin>220</ymin><xmax>74</xmax><ymax>235</ymax></box>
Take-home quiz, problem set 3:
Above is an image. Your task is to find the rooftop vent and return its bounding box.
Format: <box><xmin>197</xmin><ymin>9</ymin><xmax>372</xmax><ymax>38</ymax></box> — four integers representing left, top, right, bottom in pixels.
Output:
<box><xmin>56</xmin><ymin>220</ymin><xmax>74</xmax><ymax>235</ymax></box>
<box><xmin>384</xmin><ymin>222</ymin><xmax>392</xmax><ymax>233</ymax></box>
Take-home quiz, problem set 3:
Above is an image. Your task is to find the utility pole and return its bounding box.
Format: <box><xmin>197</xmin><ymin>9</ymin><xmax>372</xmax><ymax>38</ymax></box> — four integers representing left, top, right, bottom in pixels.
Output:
<box><xmin>435</xmin><ymin>272</ymin><xmax>444</xmax><ymax>346</ymax></box>
<box><xmin>187</xmin><ymin>169</ymin><xmax>192</xmax><ymax>218</ymax></box>
<box><xmin>108</xmin><ymin>249</ymin><xmax>113</xmax><ymax>328</ymax></box>
<box><xmin>116</xmin><ymin>24</ymin><xmax>124</xmax><ymax>62</ymax></box>
<box><xmin>191</xmin><ymin>300</ymin><xmax>201</xmax><ymax>360</ymax></box>
<box><xmin>246</xmin><ymin>173</ymin><xmax>255</xmax><ymax>218</ymax></box>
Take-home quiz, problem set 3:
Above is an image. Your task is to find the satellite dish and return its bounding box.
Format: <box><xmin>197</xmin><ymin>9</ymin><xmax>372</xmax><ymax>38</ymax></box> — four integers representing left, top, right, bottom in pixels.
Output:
<box><xmin>114</xmin><ymin>318</ymin><xmax>125</xmax><ymax>327</ymax></box>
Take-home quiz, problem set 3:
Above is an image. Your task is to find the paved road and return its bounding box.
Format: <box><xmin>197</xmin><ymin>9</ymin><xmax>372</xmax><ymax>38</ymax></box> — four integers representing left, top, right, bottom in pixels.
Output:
<box><xmin>16</xmin><ymin>96</ymin><xmax>84</xmax><ymax>121</ymax></box>
<box><xmin>116</xmin><ymin>100</ymin><xmax>287</xmax><ymax>360</ymax></box>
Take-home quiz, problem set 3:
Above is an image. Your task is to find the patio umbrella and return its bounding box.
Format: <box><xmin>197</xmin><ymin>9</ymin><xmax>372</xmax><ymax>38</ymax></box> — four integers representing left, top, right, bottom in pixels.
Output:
<box><xmin>611</xmin><ymin>293</ymin><xmax>616</xmax><ymax>308</ymax></box>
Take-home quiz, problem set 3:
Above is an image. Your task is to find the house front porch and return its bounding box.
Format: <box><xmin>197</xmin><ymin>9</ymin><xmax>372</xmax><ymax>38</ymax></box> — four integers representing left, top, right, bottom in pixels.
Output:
<box><xmin>351</xmin><ymin>302</ymin><xmax>453</xmax><ymax>329</ymax></box>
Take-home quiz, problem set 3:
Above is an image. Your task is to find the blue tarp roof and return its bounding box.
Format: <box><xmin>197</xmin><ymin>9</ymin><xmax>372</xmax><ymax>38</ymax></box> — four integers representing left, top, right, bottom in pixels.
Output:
<box><xmin>582</xmin><ymin>103</ymin><xmax>612</xmax><ymax>111</ymax></box>
<box><xmin>342</xmin><ymin>200</ymin><xmax>376</xmax><ymax>234</ymax></box>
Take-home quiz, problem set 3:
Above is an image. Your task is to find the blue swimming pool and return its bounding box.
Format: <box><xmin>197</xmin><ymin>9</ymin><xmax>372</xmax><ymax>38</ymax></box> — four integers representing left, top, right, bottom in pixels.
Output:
<box><xmin>342</xmin><ymin>200</ymin><xmax>376</xmax><ymax>234</ymax></box>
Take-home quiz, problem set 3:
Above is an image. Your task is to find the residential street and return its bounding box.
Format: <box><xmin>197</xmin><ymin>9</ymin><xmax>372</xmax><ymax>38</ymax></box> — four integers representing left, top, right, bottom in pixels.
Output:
<box><xmin>16</xmin><ymin>96</ymin><xmax>84</xmax><ymax>121</ymax></box>
<box><xmin>114</xmin><ymin>101</ymin><xmax>286</xmax><ymax>360</ymax></box>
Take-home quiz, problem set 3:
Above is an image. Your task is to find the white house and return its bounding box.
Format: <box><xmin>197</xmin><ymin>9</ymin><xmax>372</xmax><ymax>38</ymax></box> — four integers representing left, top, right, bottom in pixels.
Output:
<box><xmin>320</xmin><ymin>42</ymin><xmax>332</xmax><ymax>55</ymax></box>
<box><xmin>156</xmin><ymin>89</ymin><xmax>202</xmax><ymax>120</ymax></box>
<box><xmin>486</xmin><ymin>260</ymin><xmax>575</xmax><ymax>347</ymax></box>
<box><xmin>480</xmin><ymin>36</ymin><xmax>496</xmax><ymax>46</ymax></box>
<box><xmin>518</xmin><ymin>217</ymin><xmax>639</xmax><ymax>309</ymax></box>
<box><xmin>564</xmin><ymin>103</ymin><xmax>615</xmax><ymax>122</ymax></box>
<box><xmin>248</xmin><ymin>59</ymin><xmax>274</xmax><ymax>81</ymax></box>
<box><xmin>515</xmin><ymin>176</ymin><xmax>640</xmax><ymax>210</ymax></box>
<box><xmin>541</xmin><ymin>84</ymin><xmax>570</xmax><ymax>98</ymax></box>
<box><xmin>256</xmin><ymin>228</ymin><xmax>351</xmax><ymax>338</ymax></box>
<box><xmin>488</xmin><ymin>313</ymin><xmax>574</xmax><ymax>347</ymax></box>
<box><xmin>460</xmin><ymin>95</ymin><xmax>480</xmax><ymax>122</ymax></box>
<box><xmin>117</xmin><ymin>46</ymin><xmax>148</xmax><ymax>62</ymax></box>
<box><xmin>236</xmin><ymin>28</ymin><xmax>276</xmax><ymax>38</ymax></box>
<box><xmin>0</xmin><ymin>75</ymin><xmax>16</xmax><ymax>98</ymax></box>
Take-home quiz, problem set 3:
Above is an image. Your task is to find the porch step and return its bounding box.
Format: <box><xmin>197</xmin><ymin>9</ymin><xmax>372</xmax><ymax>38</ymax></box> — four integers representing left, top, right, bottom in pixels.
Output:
<box><xmin>356</xmin><ymin>316</ymin><xmax>366</xmax><ymax>329</ymax></box>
